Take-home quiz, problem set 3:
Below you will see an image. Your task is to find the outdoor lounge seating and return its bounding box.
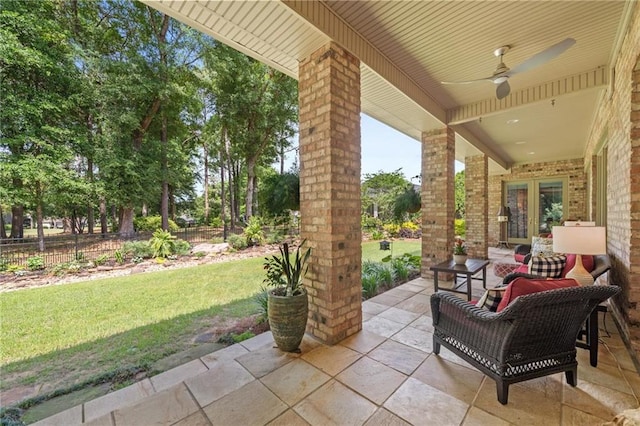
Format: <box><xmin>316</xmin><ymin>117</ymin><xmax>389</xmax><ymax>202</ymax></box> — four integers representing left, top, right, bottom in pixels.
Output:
<box><xmin>431</xmin><ymin>285</ymin><xmax>620</xmax><ymax>405</ymax></box>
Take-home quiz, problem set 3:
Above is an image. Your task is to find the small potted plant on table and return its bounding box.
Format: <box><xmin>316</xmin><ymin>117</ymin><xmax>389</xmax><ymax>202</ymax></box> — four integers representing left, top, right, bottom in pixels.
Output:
<box><xmin>453</xmin><ymin>237</ymin><xmax>467</xmax><ymax>265</ymax></box>
<box><xmin>263</xmin><ymin>240</ymin><xmax>311</xmax><ymax>352</ymax></box>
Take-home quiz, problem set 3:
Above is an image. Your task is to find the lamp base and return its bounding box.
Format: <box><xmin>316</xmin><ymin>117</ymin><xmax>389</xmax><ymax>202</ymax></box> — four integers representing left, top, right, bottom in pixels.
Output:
<box><xmin>565</xmin><ymin>254</ymin><xmax>594</xmax><ymax>286</ymax></box>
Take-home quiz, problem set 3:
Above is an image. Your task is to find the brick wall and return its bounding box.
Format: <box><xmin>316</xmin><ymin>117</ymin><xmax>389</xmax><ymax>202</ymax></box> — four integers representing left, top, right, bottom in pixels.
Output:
<box><xmin>298</xmin><ymin>42</ymin><xmax>362</xmax><ymax>345</ymax></box>
<box><xmin>465</xmin><ymin>155</ymin><xmax>488</xmax><ymax>259</ymax></box>
<box><xmin>488</xmin><ymin>158</ymin><xmax>587</xmax><ymax>246</ymax></box>
<box><xmin>421</xmin><ymin>127</ymin><xmax>455</xmax><ymax>275</ymax></box>
<box><xmin>582</xmin><ymin>5</ymin><xmax>640</xmax><ymax>364</ymax></box>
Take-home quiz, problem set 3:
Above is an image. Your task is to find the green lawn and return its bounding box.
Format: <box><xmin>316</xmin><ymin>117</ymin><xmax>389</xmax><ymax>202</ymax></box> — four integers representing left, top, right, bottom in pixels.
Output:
<box><xmin>0</xmin><ymin>240</ymin><xmax>421</xmax><ymax>395</ymax></box>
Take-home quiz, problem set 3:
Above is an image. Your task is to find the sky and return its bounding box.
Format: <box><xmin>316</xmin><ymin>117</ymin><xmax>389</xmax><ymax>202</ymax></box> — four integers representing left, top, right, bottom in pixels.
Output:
<box><xmin>280</xmin><ymin>113</ymin><xmax>464</xmax><ymax>181</ymax></box>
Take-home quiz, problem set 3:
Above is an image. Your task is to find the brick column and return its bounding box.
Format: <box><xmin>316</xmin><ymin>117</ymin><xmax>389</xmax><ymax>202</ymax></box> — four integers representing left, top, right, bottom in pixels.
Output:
<box><xmin>421</xmin><ymin>127</ymin><xmax>456</xmax><ymax>276</ymax></box>
<box><xmin>465</xmin><ymin>155</ymin><xmax>489</xmax><ymax>259</ymax></box>
<box><xmin>298</xmin><ymin>42</ymin><xmax>362</xmax><ymax>345</ymax></box>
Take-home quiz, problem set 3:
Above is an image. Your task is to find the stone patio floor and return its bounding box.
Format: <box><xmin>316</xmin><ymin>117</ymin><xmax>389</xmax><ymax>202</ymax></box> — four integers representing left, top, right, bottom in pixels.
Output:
<box><xmin>33</xmin><ymin>248</ymin><xmax>639</xmax><ymax>425</ymax></box>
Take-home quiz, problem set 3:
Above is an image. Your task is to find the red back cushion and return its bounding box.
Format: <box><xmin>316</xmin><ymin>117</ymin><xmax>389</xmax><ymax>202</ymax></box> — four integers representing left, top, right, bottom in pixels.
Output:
<box><xmin>562</xmin><ymin>254</ymin><xmax>594</xmax><ymax>277</ymax></box>
<box><xmin>496</xmin><ymin>277</ymin><xmax>579</xmax><ymax>312</ymax></box>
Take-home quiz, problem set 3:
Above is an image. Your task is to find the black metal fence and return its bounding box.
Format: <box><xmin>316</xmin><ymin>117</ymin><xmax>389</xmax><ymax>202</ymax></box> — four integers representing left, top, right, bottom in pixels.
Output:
<box><xmin>0</xmin><ymin>224</ymin><xmax>299</xmax><ymax>269</ymax></box>
<box><xmin>0</xmin><ymin>227</ymin><xmax>227</xmax><ymax>269</ymax></box>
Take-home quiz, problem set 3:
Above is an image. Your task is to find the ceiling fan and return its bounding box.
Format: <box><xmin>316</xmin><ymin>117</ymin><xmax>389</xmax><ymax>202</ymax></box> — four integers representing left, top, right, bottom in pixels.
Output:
<box><xmin>441</xmin><ymin>38</ymin><xmax>576</xmax><ymax>100</ymax></box>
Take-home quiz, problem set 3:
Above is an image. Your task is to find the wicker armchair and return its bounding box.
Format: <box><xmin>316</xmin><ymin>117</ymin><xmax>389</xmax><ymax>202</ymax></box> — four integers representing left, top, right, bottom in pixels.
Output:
<box><xmin>431</xmin><ymin>285</ymin><xmax>620</xmax><ymax>404</ymax></box>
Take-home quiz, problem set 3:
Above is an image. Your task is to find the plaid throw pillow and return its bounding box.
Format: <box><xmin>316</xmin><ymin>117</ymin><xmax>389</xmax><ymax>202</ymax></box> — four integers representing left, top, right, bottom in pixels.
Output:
<box><xmin>476</xmin><ymin>286</ymin><xmax>507</xmax><ymax>312</ymax></box>
<box><xmin>528</xmin><ymin>254</ymin><xmax>567</xmax><ymax>278</ymax></box>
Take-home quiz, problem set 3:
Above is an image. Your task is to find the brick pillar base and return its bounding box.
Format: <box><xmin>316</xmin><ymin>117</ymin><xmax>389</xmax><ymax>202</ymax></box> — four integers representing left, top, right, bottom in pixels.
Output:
<box><xmin>421</xmin><ymin>127</ymin><xmax>456</xmax><ymax>276</ymax></box>
<box><xmin>465</xmin><ymin>155</ymin><xmax>488</xmax><ymax>259</ymax></box>
<box><xmin>299</xmin><ymin>42</ymin><xmax>362</xmax><ymax>345</ymax></box>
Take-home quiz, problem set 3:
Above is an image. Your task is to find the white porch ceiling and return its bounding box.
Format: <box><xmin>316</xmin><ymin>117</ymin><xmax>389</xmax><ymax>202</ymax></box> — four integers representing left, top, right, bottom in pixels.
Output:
<box><xmin>145</xmin><ymin>0</ymin><xmax>635</xmax><ymax>174</ymax></box>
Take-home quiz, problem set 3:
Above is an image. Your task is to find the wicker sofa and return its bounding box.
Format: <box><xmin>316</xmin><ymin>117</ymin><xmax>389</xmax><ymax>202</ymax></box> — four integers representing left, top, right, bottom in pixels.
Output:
<box><xmin>431</xmin><ymin>285</ymin><xmax>620</xmax><ymax>404</ymax></box>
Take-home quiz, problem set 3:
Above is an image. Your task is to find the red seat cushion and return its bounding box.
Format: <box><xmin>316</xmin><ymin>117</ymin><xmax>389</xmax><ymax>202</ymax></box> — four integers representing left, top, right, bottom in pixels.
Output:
<box><xmin>514</xmin><ymin>253</ymin><xmax>527</xmax><ymax>263</ymax></box>
<box><xmin>562</xmin><ymin>254</ymin><xmax>594</xmax><ymax>277</ymax></box>
<box><xmin>514</xmin><ymin>264</ymin><xmax>529</xmax><ymax>274</ymax></box>
<box><xmin>496</xmin><ymin>277</ymin><xmax>579</xmax><ymax>312</ymax></box>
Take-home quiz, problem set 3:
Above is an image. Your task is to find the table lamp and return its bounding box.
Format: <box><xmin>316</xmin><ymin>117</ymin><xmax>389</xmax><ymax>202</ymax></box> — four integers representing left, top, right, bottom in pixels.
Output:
<box><xmin>552</xmin><ymin>225</ymin><xmax>606</xmax><ymax>285</ymax></box>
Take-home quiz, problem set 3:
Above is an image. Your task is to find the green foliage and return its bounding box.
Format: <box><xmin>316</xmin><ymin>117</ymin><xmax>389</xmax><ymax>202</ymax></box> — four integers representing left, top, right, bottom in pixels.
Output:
<box><xmin>227</xmin><ymin>234</ymin><xmax>248</xmax><ymax>250</ymax></box>
<box><xmin>266</xmin><ymin>231</ymin><xmax>284</xmax><ymax>245</ymax></box>
<box><xmin>263</xmin><ymin>240</ymin><xmax>311</xmax><ymax>297</ymax></box>
<box><xmin>371</xmin><ymin>230</ymin><xmax>384</xmax><ymax>240</ymax></box>
<box><xmin>173</xmin><ymin>240</ymin><xmax>191</xmax><ymax>256</ymax></box>
<box><xmin>259</xmin><ymin>172</ymin><xmax>300</xmax><ymax>217</ymax></box>
<box><xmin>454</xmin><ymin>219</ymin><xmax>466</xmax><ymax>237</ymax></box>
<box><xmin>121</xmin><ymin>241</ymin><xmax>153</xmax><ymax>259</ymax></box>
<box><xmin>94</xmin><ymin>255</ymin><xmax>109</xmax><ymax>266</ymax></box>
<box><xmin>243</xmin><ymin>216</ymin><xmax>264</xmax><ymax>246</ymax></box>
<box><xmin>455</xmin><ymin>170</ymin><xmax>465</xmax><ymax>219</ymax></box>
<box><xmin>254</xmin><ymin>286</ymin><xmax>269</xmax><ymax>323</ymax></box>
<box><xmin>134</xmin><ymin>216</ymin><xmax>179</xmax><ymax>233</ymax></box>
<box><xmin>114</xmin><ymin>250</ymin><xmax>125</xmax><ymax>264</ymax></box>
<box><xmin>26</xmin><ymin>256</ymin><xmax>44</xmax><ymax>271</ymax></box>
<box><xmin>149</xmin><ymin>230</ymin><xmax>177</xmax><ymax>258</ymax></box>
<box><xmin>362</xmin><ymin>170</ymin><xmax>411</xmax><ymax>222</ymax></box>
<box><xmin>453</xmin><ymin>237</ymin><xmax>467</xmax><ymax>255</ymax></box>
<box><xmin>393</xmin><ymin>185</ymin><xmax>421</xmax><ymax>220</ymax></box>
<box><xmin>361</xmin><ymin>214</ymin><xmax>382</xmax><ymax>230</ymax></box>
<box><xmin>383</xmin><ymin>223</ymin><xmax>400</xmax><ymax>238</ymax></box>
<box><xmin>361</xmin><ymin>260</ymin><xmax>393</xmax><ymax>298</ymax></box>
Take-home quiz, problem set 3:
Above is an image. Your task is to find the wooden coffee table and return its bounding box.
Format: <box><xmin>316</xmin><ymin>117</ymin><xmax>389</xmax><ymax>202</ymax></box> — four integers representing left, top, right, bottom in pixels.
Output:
<box><xmin>430</xmin><ymin>258</ymin><xmax>490</xmax><ymax>301</ymax></box>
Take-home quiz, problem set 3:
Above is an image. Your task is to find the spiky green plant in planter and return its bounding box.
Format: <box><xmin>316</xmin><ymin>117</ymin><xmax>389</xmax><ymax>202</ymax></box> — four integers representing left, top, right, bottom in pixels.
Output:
<box><xmin>263</xmin><ymin>240</ymin><xmax>311</xmax><ymax>352</ymax></box>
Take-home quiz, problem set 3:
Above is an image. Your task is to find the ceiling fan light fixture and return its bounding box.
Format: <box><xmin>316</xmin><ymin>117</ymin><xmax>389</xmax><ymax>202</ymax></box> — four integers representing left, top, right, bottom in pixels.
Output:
<box><xmin>493</xmin><ymin>76</ymin><xmax>508</xmax><ymax>84</ymax></box>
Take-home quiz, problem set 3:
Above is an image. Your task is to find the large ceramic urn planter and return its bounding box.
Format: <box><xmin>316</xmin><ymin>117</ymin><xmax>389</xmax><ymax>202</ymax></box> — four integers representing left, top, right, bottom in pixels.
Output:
<box><xmin>267</xmin><ymin>289</ymin><xmax>308</xmax><ymax>352</ymax></box>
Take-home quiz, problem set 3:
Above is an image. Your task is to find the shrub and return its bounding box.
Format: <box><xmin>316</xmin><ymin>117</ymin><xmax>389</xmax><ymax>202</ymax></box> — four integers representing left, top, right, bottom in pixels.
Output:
<box><xmin>227</xmin><ymin>234</ymin><xmax>247</xmax><ymax>250</ymax></box>
<box><xmin>149</xmin><ymin>230</ymin><xmax>176</xmax><ymax>258</ymax></box>
<box><xmin>134</xmin><ymin>215</ymin><xmax>179</xmax><ymax>233</ymax></box>
<box><xmin>243</xmin><ymin>216</ymin><xmax>264</xmax><ymax>246</ymax></box>
<box><xmin>173</xmin><ymin>239</ymin><xmax>191</xmax><ymax>256</ymax></box>
<box><xmin>114</xmin><ymin>250</ymin><xmax>125</xmax><ymax>264</ymax></box>
<box><xmin>208</xmin><ymin>217</ymin><xmax>223</xmax><ymax>227</ymax></box>
<box><xmin>122</xmin><ymin>241</ymin><xmax>153</xmax><ymax>259</ymax></box>
<box><xmin>371</xmin><ymin>229</ymin><xmax>384</xmax><ymax>240</ymax></box>
<box><xmin>383</xmin><ymin>223</ymin><xmax>400</xmax><ymax>238</ymax></box>
<box><xmin>94</xmin><ymin>254</ymin><xmax>109</xmax><ymax>266</ymax></box>
<box><xmin>455</xmin><ymin>219</ymin><xmax>466</xmax><ymax>238</ymax></box>
<box><xmin>254</xmin><ymin>287</ymin><xmax>269</xmax><ymax>323</ymax></box>
<box><xmin>0</xmin><ymin>257</ymin><xmax>9</xmax><ymax>272</ymax></box>
<box><xmin>26</xmin><ymin>256</ymin><xmax>44</xmax><ymax>271</ymax></box>
<box><xmin>266</xmin><ymin>230</ymin><xmax>284</xmax><ymax>245</ymax></box>
<box><xmin>361</xmin><ymin>271</ymin><xmax>379</xmax><ymax>299</ymax></box>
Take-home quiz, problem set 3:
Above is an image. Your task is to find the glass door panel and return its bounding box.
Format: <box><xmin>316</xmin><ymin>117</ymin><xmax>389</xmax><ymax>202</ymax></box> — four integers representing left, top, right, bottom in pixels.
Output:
<box><xmin>537</xmin><ymin>181</ymin><xmax>564</xmax><ymax>235</ymax></box>
<box><xmin>504</xmin><ymin>178</ymin><xmax>567</xmax><ymax>244</ymax></box>
<box><xmin>506</xmin><ymin>182</ymin><xmax>530</xmax><ymax>243</ymax></box>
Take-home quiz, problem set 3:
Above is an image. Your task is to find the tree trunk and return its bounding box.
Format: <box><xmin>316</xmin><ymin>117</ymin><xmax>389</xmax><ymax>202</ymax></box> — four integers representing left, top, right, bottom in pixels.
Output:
<box><xmin>99</xmin><ymin>198</ymin><xmax>108</xmax><ymax>235</ymax></box>
<box><xmin>203</xmin><ymin>142</ymin><xmax>210</xmax><ymax>225</ymax></box>
<box><xmin>0</xmin><ymin>205</ymin><xmax>6</xmax><ymax>239</ymax></box>
<box><xmin>35</xmin><ymin>190</ymin><xmax>45</xmax><ymax>251</ymax></box>
<box><xmin>160</xmin><ymin>111</ymin><xmax>169</xmax><ymax>231</ymax></box>
<box><xmin>245</xmin><ymin>158</ymin><xmax>256</xmax><ymax>218</ymax></box>
<box><xmin>119</xmin><ymin>206</ymin><xmax>135</xmax><ymax>238</ymax></box>
<box><xmin>10</xmin><ymin>204</ymin><xmax>24</xmax><ymax>239</ymax></box>
<box><xmin>87</xmin><ymin>156</ymin><xmax>94</xmax><ymax>234</ymax></box>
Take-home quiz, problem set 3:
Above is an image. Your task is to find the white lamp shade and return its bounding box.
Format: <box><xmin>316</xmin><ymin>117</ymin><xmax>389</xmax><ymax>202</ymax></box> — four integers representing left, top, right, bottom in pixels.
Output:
<box><xmin>552</xmin><ymin>226</ymin><xmax>606</xmax><ymax>255</ymax></box>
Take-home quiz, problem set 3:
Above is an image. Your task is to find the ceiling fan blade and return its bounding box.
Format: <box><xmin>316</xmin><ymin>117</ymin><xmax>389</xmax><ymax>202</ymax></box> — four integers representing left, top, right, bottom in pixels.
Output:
<box><xmin>441</xmin><ymin>76</ymin><xmax>494</xmax><ymax>85</ymax></box>
<box><xmin>496</xmin><ymin>80</ymin><xmax>510</xmax><ymax>100</ymax></box>
<box><xmin>509</xmin><ymin>38</ymin><xmax>576</xmax><ymax>75</ymax></box>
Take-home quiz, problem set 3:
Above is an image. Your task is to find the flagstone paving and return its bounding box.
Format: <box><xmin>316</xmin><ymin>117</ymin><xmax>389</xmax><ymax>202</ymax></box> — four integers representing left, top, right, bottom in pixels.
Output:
<box><xmin>30</xmin><ymin>248</ymin><xmax>639</xmax><ymax>425</ymax></box>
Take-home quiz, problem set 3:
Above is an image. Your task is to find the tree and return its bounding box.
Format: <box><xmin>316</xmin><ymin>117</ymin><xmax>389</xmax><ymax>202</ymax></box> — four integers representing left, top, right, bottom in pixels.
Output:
<box><xmin>455</xmin><ymin>170</ymin><xmax>465</xmax><ymax>219</ymax></box>
<box><xmin>259</xmin><ymin>170</ymin><xmax>300</xmax><ymax>218</ymax></box>
<box><xmin>204</xmin><ymin>44</ymin><xmax>298</xmax><ymax>219</ymax></box>
<box><xmin>361</xmin><ymin>170</ymin><xmax>410</xmax><ymax>222</ymax></box>
<box><xmin>0</xmin><ymin>0</ymin><xmax>81</xmax><ymax>247</ymax></box>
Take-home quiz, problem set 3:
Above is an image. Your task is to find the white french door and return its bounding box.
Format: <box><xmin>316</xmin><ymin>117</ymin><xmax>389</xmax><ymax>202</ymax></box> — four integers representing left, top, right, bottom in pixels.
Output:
<box><xmin>504</xmin><ymin>178</ymin><xmax>568</xmax><ymax>245</ymax></box>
